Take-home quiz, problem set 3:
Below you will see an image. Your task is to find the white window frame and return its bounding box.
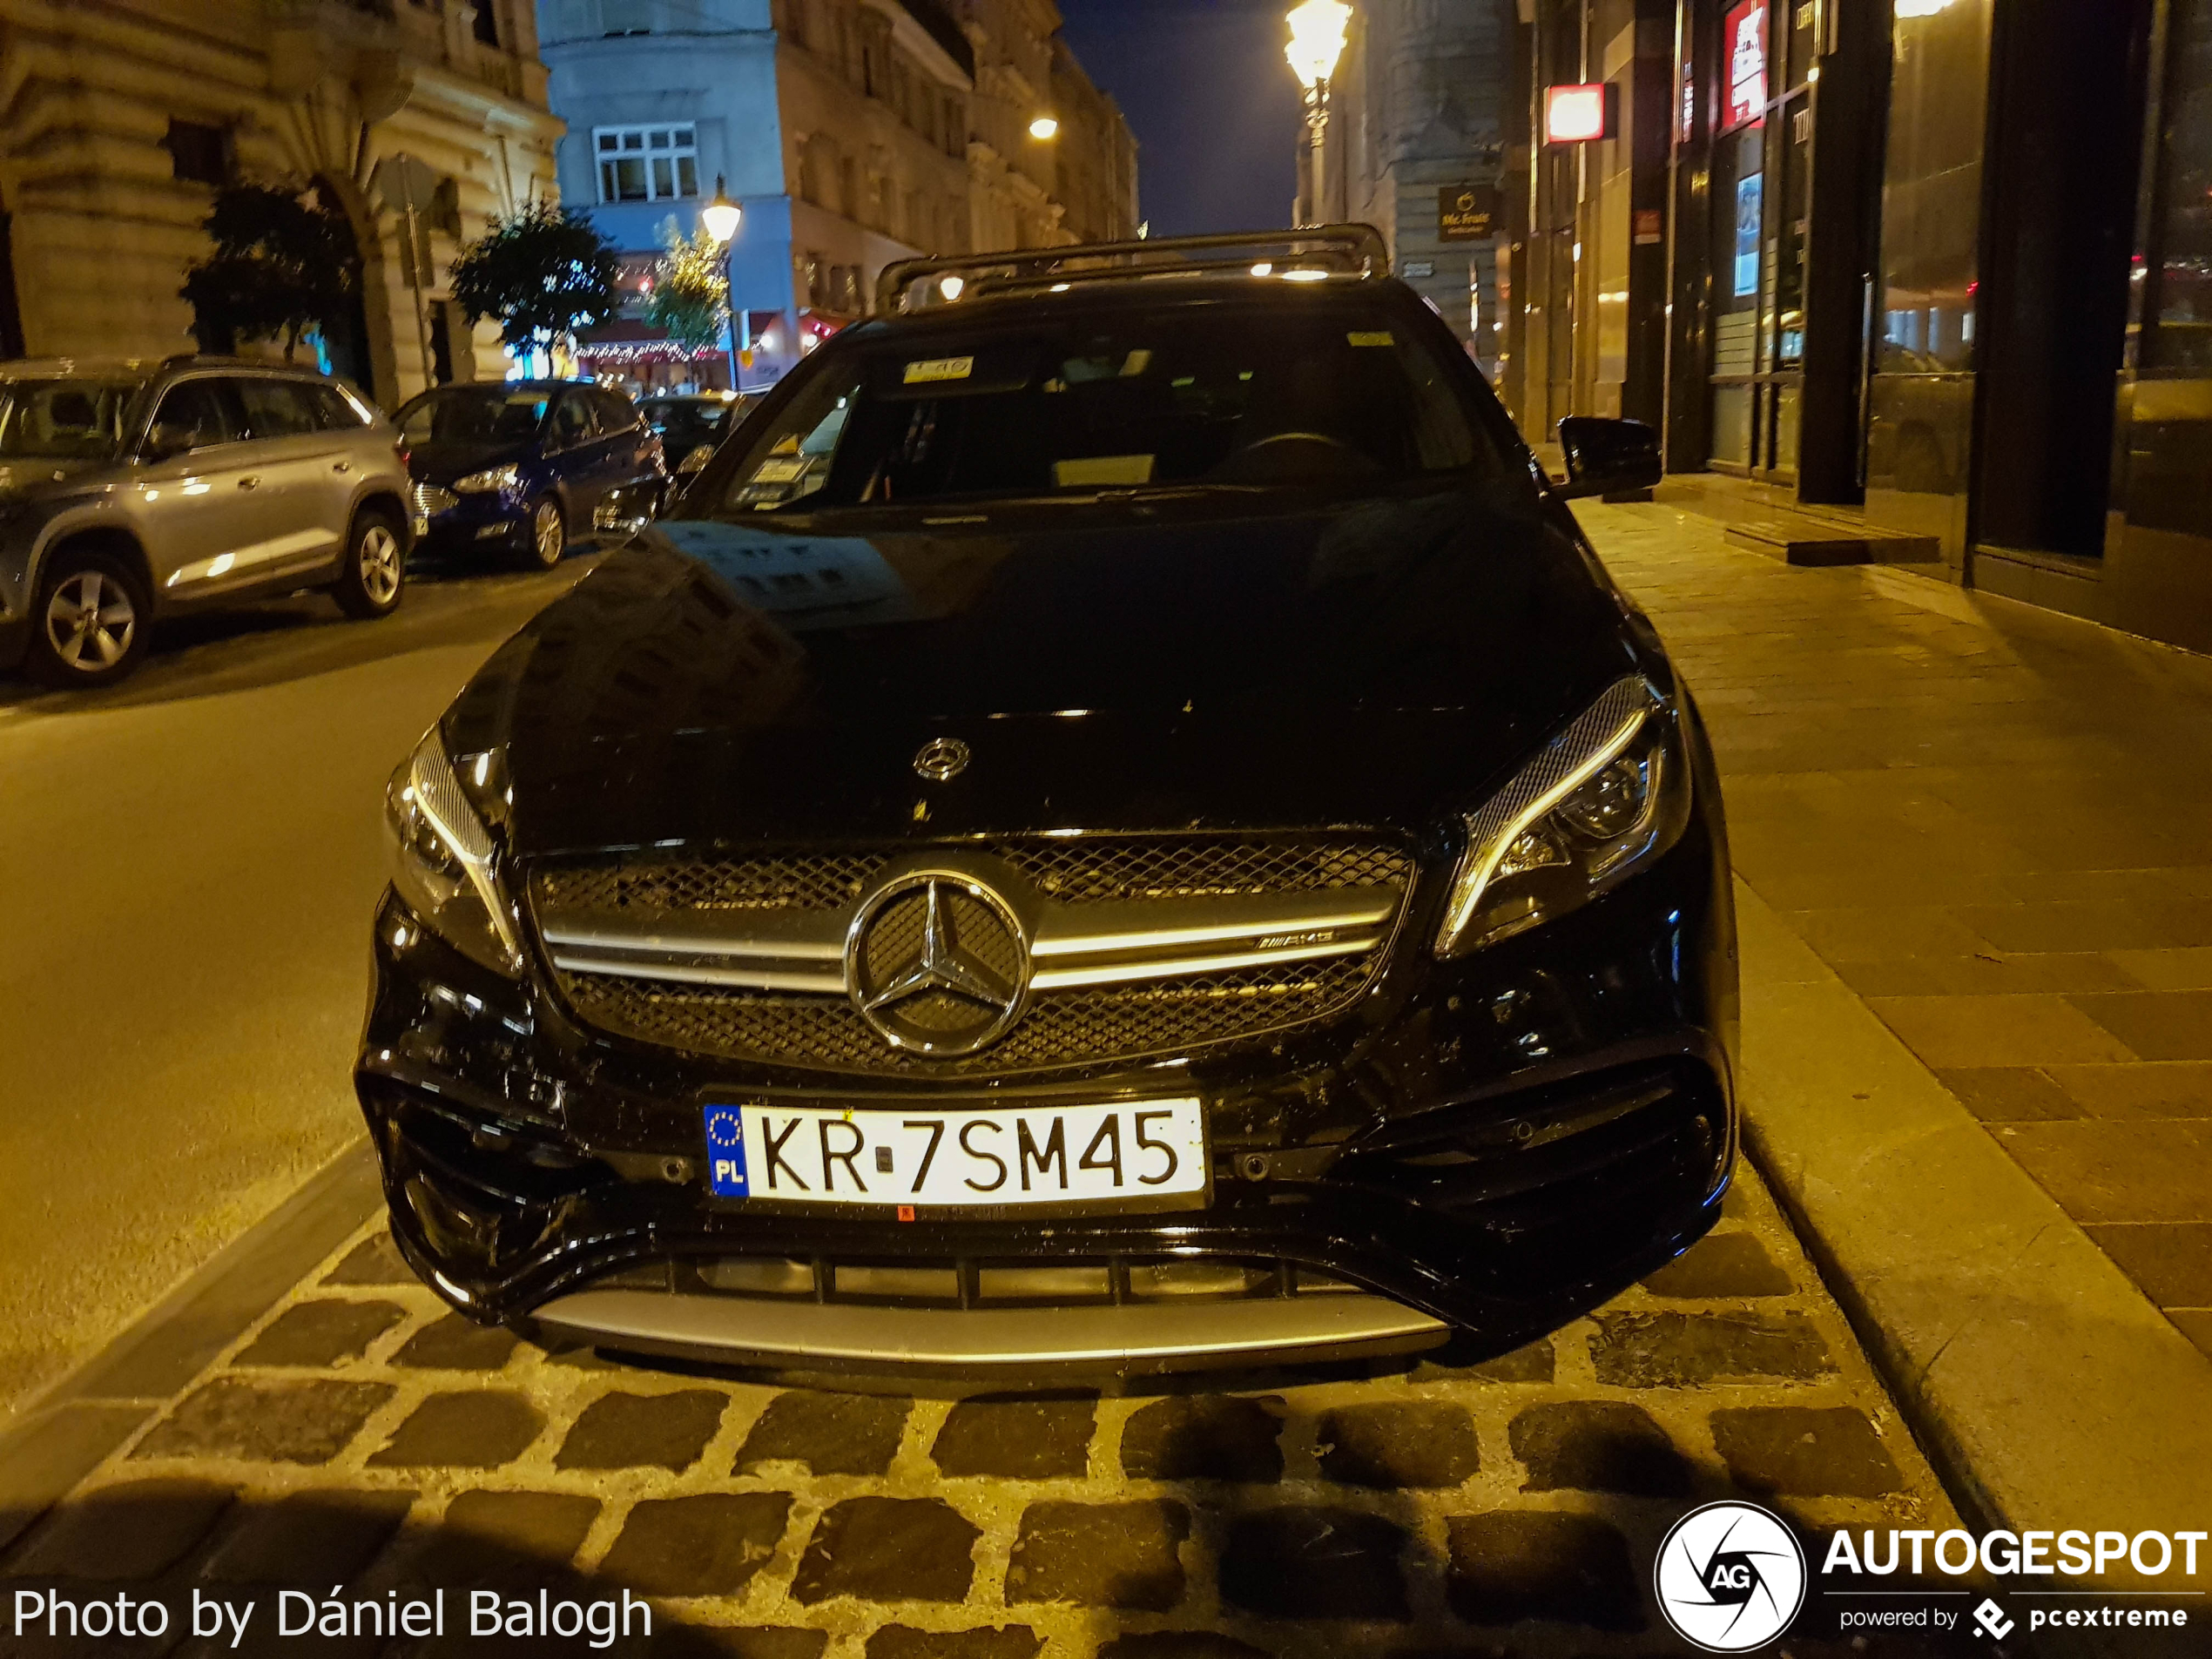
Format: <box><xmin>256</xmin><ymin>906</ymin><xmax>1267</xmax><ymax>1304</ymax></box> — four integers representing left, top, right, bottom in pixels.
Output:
<box><xmin>595</xmin><ymin>124</ymin><xmax>700</xmax><ymax>205</ymax></box>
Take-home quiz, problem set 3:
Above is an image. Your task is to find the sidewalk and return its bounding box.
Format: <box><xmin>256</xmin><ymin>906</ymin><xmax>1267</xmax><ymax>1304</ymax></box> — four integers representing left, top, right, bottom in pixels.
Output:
<box><xmin>1579</xmin><ymin>500</ymin><xmax>2212</xmax><ymax>1546</ymax></box>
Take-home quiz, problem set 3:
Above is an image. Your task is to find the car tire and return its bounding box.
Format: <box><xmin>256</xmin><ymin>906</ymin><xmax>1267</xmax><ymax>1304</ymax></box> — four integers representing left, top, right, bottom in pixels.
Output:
<box><xmin>525</xmin><ymin>495</ymin><xmax>566</xmax><ymax>570</ymax></box>
<box><xmin>333</xmin><ymin>509</ymin><xmax>408</xmax><ymax>620</ymax></box>
<box><xmin>25</xmin><ymin>547</ymin><xmax>151</xmax><ymax>689</ymax></box>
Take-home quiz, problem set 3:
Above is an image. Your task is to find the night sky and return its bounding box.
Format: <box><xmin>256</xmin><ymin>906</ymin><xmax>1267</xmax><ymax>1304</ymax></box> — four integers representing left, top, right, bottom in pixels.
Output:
<box><xmin>1055</xmin><ymin>0</ymin><xmax>1301</xmax><ymax>239</ymax></box>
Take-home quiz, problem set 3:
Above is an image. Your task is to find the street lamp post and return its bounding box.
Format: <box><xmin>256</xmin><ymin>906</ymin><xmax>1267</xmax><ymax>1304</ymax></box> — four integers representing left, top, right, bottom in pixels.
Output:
<box><xmin>701</xmin><ymin>175</ymin><xmax>744</xmax><ymax>393</ymax></box>
<box><xmin>1285</xmin><ymin>0</ymin><xmax>1352</xmax><ymax>227</ymax></box>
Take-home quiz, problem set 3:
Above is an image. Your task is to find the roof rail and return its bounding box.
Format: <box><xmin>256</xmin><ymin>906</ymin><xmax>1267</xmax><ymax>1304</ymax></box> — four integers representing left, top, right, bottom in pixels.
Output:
<box><xmin>157</xmin><ymin>352</ymin><xmax>310</xmax><ymax>370</ymax></box>
<box><xmin>876</xmin><ymin>224</ymin><xmax>1393</xmax><ymax>314</ymax></box>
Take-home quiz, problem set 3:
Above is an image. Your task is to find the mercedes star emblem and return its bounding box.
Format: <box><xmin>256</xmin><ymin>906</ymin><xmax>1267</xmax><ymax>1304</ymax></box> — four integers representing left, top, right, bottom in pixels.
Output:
<box><xmin>846</xmin><ymin>871</ymin><xmax>1028</xmax><ymax>1055</ymax></box>
<box><xmin>914</xmin><ymin>737</ymin><xmax>971</xmax><ymax>782</ymax></box>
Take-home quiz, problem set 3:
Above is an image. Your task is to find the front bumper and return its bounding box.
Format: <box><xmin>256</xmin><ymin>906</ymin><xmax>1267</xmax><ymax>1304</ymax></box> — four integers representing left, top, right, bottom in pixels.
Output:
<box><xmin>412</xmin><ymin>482</ymin><xmax>524</xmax><ymax>549</ymax></box>
<box><xmin>354</xmin><ymin>806</ymin><xmax>1737</xmax><ymax>1373</ymax></box>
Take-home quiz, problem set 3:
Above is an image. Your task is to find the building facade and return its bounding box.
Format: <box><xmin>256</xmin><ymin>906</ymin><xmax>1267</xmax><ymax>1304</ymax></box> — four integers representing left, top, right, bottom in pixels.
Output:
<box><xmin>0</xmin><ymin>0</ymin><xmax>563</xmax><ymax>409</ymax></box>
<box><xmin>1303</xmin><ymin>0</ymin><xmax>1518</xmax><ymax>368</ymax></box>
<box><xmin>1510</xmin><ymin>0</ymin><xmax>2212</xmax><ymax>655</ymax></box>
<box><xmin>540</xmin><ymin>0</ymin><xmax>1136</xmax><ymax>397</ymax></box>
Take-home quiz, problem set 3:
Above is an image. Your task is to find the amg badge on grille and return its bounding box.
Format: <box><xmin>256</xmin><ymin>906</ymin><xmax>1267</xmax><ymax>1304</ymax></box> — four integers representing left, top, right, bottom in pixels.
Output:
<box><xmin>846</xmin><ymin>872</ymin><xmax>1028</xmax><ymax>1055</ymax></box>
<box><xmin>913</xmin><ymin>737</ymin><xmax>971</xmax><ymax>782</ymax></box>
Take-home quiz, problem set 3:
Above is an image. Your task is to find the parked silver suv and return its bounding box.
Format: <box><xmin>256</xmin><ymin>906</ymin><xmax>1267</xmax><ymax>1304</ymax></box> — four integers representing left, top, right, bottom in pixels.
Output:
<box><xmin>0</xmin><ymin>356</ymin><xmax>421</xmax><ymax>687</ymax></box>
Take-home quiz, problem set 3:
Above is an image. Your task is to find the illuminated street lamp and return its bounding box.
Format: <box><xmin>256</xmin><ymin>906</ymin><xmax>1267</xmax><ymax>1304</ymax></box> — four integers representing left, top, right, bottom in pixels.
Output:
<box><xmin>1028</xmin><ymin>114</ymin><xmax>1061</xmax><ymax>141</ymax></box>
<box><xmin>1285</xmin><ymin>0</ymin><xmax>1351</xmax><ymax>226</ymax></box>
<box><xmin>701</xmin><ymin>175</ymin><xmax>744</xmax><ymax>390</ymax></box>
<box><xmin>701</xmin><ymin>176</ymin><xmax>742</xmax><ymax>245</ymax></box>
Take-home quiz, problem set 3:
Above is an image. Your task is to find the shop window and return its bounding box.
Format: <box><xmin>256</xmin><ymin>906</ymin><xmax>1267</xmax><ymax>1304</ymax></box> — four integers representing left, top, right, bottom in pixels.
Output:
<box><xmin>2117</xmin><ymin>0</ymin><xmax>2212</xmax><ymax>541</ymax></box>
<box><xmin>2145</xmin><ymin>0</ymin><xmax>2212</xmax><ymax>374</ymax></box>
<box><xmin>597</xmin><ymin>125</ymin><xmax>699</xmax><ymax>203</ymax></box>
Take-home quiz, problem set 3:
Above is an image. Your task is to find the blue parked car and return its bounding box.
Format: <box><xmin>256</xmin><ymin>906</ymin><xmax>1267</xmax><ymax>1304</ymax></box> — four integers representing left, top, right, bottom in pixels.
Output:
<box><xmin>395</xmin><ymin>381</ymin><xmax>667</xmax><ymax>568</ymax></box>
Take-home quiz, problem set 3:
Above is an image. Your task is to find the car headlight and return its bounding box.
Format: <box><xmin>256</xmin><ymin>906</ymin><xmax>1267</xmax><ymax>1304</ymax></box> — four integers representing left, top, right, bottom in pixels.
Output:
<box><xmin>452</xmin><ymin>463</ymin><xmax>521</xmax><ymax>495</ymax></box>
<box><xmin>1434</xmin><ymin>676</ymin><xmax>1692</xmax><ymax>957</ymax></box>
<box><xmin>385</xmin><ymin>730</ymin><xmax>524</xmax><ymax>976</ymax></box>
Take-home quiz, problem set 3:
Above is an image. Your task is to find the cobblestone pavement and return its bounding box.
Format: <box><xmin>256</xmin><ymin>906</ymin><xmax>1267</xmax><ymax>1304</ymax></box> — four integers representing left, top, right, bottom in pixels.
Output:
<box><xmin>0</xmin><ymin>1155</ymin><xmax>1959</xmax><ymax>1658</ymax></box>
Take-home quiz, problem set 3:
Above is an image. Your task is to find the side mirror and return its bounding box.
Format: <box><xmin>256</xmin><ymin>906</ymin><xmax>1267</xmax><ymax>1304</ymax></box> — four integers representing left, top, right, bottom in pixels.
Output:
<box><xmin>678</xmin><ymin>443</ymin><xmax>715</xmax><ymax>476</ymax></box>
<box><xmin>143</xmin><ymin>422</ymin><xmax>196</xmax><ymax>462</ymax></box>
<box><xmin>1554</xmin><ymin>416</ymin><xmax>1662</xmax><ymax>500</ymax></box>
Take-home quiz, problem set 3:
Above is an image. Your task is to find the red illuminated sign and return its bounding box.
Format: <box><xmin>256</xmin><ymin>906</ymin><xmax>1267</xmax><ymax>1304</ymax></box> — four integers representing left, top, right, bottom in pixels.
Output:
<box><xmin>1544</xmin><ymin>83</ymin><xmax>1614</xmax><ymax>144</ymax></box>
<box><xmin>1724</xmin><ymin>0</ymin><xmax>1767</xmax><ymax>130</ymax></box>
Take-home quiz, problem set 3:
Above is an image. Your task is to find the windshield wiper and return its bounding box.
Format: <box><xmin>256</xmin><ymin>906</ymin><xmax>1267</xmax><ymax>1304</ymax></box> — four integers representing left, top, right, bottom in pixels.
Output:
<box><xmin>1093</xmin><ymin>482</ymin><xmax>1274</xmax><ymax>502</ymax></box>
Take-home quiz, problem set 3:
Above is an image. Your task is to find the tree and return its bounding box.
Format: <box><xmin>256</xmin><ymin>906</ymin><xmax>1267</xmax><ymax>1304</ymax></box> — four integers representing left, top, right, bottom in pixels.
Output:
<box><xmin>448</xmin><ymin>199</ymin><xmax>622</xmax><ymax>352</ymax></box>
<box><xmin>179</xmin><ymin>183</ymin><xmax>357</xmax><ymax>360</ymax></box>
<box><xmin>644</xmin><ymin>223</ymin><xmax>729</xmax><ymax>356</ymax></box>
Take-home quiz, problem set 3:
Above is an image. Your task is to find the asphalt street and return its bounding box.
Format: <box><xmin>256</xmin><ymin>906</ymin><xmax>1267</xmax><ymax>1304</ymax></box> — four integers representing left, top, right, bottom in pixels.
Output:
<box><xmin>0</xmin><ymin>552</ymin><xmax>596</xmax><ymax>1420</ymax></box>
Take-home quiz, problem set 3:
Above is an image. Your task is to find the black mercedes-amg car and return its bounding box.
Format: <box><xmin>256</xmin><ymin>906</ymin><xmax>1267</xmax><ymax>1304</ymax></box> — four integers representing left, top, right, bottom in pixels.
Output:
<box><xmin>358</xmin><ymin>227</ymin><xmax>1735</xmax><ymax>1376</ymax></box>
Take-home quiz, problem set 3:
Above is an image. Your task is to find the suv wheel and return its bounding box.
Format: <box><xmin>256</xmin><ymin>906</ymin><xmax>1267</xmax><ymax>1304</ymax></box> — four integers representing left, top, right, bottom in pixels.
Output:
<box><xmin>526</xmin><ymin>496</ymin><xmax>566</xmax><ymax>569</ymax></box>
<box><xmin>334</xmin><ymin>509</ymin><xmax>407</xmax><ymax>620</ymax></box>
<box><xmin>27</xmin><ymin>550</ymin><xmax>149</xmax><ymax>689</ymax></box>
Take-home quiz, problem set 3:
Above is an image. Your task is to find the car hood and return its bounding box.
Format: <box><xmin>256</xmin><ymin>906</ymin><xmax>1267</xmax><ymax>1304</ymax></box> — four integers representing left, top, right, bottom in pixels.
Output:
<box><xmin>0</xmin><ymin>457</ymin><xmax>117</xmax><ymax>500</ymax></box>
<box><xmin>444</xmin><ymin>482</ymin><xmax>1643</xmax><ymax>857</ymax></box>
<box><xmin>408</xmin><ymin>441</ymin><xmax>535</xmax><ymax>486</ymax></box>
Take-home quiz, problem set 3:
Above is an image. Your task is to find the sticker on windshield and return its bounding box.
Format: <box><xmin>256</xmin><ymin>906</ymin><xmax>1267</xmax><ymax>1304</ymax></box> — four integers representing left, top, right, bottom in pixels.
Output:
<box><xmin>903</xmin><ymin>355</ymin><xmax>975</xmax><ymax>385</ymax></box>
<box><xmin>1347</xmin><ymin>331</ymin><xmax>1397</xmax><ymax>347</ymax></box>
<box><xmin>750</xmin><ymin>458</ymin><xmax>807</xmax><ymax>484</ymax></box>
<box><xmin>1054</xmin><ymin>455</ymin><xmax>1157</xmax><ymax>488</ymax></box>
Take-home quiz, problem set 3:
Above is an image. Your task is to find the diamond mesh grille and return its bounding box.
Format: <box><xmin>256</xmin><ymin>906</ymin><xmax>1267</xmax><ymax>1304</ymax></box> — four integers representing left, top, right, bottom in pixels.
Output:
<box><xmin>532</xmin><ymin>836</ymin><xmax>1414</xmax><ymax>916</ymax></box>
<box><xmin>556</xmin><ymin>954</ymin><xmax>1377</xmax><ymax>1076</ymax></box>
<box><xmin>535</xmin><ymin>834</ymin><xmax>1412</xmax><ymax>1076</ymax></box>
<box><xmin>536</xmin><ymin>853</ymin><xmax>882</xmax><ymax>914</ymax></box>
<box><xmin>1002</xmin><ymin>837</ymin><xmax>1413</xmax><ymax>902</ymax></box>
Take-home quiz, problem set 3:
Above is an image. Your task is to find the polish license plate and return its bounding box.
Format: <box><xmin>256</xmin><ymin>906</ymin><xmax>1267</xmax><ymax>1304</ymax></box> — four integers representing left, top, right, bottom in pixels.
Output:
<box><xmin>700</xmin><ymin>1098</ymin><xmax>1207</xmax><ymax>1211</ymax></box>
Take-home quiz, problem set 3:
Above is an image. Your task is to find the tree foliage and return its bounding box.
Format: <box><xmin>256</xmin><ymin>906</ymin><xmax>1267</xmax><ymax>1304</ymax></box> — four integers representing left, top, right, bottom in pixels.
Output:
<box><xmin>179</xmin><ymin>183</ymin><xmax>357</xmax><ymax>359</ymax></box>
<box><xmin>644</xmin><ymin>223</ymin><xmax>730</xmax><ymax>356</ymax></box>
<box><xmin>448</xmin><ymin>200</ymin><xmax>622</xmax><ymax>349</ymax></box>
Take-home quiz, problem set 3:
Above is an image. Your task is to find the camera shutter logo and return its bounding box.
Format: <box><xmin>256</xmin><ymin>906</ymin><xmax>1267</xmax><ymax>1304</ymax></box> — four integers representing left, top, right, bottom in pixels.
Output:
<box><xmin>1654</xmin><ymin>1501</ymin><xmax>1807</xmax><ymax>1652</ymax></box>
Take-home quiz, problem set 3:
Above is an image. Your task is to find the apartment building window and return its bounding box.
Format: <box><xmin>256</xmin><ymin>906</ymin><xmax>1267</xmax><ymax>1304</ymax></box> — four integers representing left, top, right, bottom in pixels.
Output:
<box><xmin>597</xmin><ymin>125</ymin><xmax>699</xmax><ymax>203</ymax></box>
<box><xmin>165</xmin><ymin>119</ymin><xmax>231</xmax><ymax>187</ymax></box>
<box><xmin>472</xmin><ymin>0</ymin><xmax>501</xmax><ymax>45</ymax></box>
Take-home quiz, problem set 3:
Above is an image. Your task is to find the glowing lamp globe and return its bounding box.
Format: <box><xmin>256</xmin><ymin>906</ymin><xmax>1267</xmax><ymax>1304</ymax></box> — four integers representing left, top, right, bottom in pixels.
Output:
<box><xmin>1285</xmin><ymin>0</ymin><xmax>1352</xmax><ymax>90</ymax></box>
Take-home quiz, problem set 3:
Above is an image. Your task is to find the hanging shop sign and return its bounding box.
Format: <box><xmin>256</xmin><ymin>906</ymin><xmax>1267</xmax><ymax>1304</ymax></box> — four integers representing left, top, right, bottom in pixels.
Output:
<box><xmin>1723</xmin><ymin>0</ymin><xmax>1768</xmax><ymax>130</ymax></box>
<box><xmin>1543</xmin><ymin>83</ymin><xmax>1615</xmax><ymax>144</ymax></box>
<box><xmin>1438</xmin><ymin>185</ymin><xmax>1497</xmax><ymax>241</ymax></box>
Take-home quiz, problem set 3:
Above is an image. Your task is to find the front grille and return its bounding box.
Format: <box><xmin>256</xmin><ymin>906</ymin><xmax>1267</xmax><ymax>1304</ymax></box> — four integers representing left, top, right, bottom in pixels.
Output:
<box><xmin>537</xmin><ymin>834</ymin><xmax>1412</xmax><ymax>1076</ymax></box>
<box><xmin>538</xmin><ymin>853</ymin><xmax>883</xmax><ymax>916</ymax></box>
<box><xmin>561</xmin><ymin>954</ymin><xmax>1376</xmax><ymax>1075</ymax></box>
<box><xmin>536</xmin><ymin>838</ymin><xmax>1413</xmax><ymax>914</ymax></box>
<box><xmin>1001</xmin><ymin>837</ymin><xmax>1413</xmax><ymax>903</ymax></box>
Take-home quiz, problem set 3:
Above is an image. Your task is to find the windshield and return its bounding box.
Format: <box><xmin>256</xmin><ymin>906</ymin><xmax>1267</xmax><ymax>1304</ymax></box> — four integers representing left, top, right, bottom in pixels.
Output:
<box><xmin>716</xmin><ymin>301</ymin><xmax>1494</xmax><ymax>514</ymax></box>
<box><xmin>396</xmin><ymin>387</ymin><xmax>552</xmax><ymax>447</ymax></box>
<box><xmin>0</xmin><ymin>379</ymin><xmax>141</xmax><ymax>462</ymax></box>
